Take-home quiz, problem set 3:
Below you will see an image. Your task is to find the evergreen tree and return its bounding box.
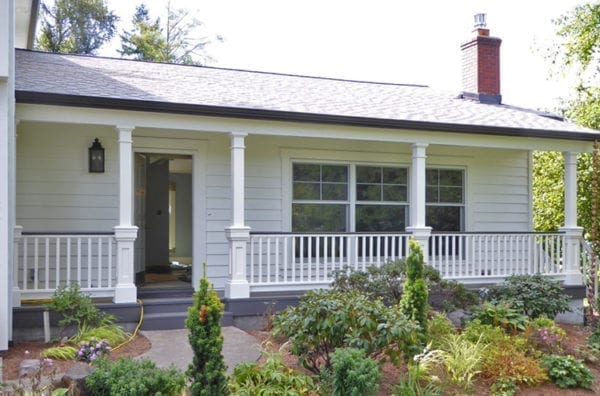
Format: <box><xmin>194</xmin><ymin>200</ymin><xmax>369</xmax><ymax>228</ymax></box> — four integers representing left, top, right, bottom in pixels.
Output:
<box><xmin>119</xmin><ymin>1</ymin><xmax>218</xmax><ymax>65</ymax></box>
<box><xmin>36</xmin><ymin>0</ymin><xmax>118</xmax><ymax>54</ymax></box>
<box><xmin>119</xmin><ymin>4</ymin><xmax>170</xmax><ymax>62</ymax></box>
<box><xmin>399</xmin><ymin>239</ymin><xmax>429</xmax><ymax>346</ymax></box>
<box><xmin>185</xmin><ymin>265</ymin><xmax>229</xmax><ymax>396</ymax></box>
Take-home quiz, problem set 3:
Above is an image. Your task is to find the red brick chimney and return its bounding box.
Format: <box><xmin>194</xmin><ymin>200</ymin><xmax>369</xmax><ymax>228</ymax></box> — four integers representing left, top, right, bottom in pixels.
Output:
<box><xmin>461</xmin><ymin>14</ymin><xmax>502</xmax><ymax>104</ymax></box>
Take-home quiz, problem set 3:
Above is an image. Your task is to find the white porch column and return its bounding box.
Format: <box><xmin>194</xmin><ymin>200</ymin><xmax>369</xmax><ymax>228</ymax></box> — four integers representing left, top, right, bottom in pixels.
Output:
<box><xmin>0</xmin><ymin>0</ymin><xmax>15</xmax><ymax>351</ymax></box>
<box><xmin>12</xmin><ymin>225</ymin><xmax>21</xmax><ymax>308</ymax></box>
<box><xmin>559</xmin><ymin>151</ymin><xmax>583</xmax><ymax>285</ymax></box>
<box><xmin>113</xmin><ymin>126</ymin><xmax>138</xmax><ymax>303</ymax></box>
<box><xmin>406</xmin><ymin>143</ymin><xmax>432</xmax><ymax>260</ymax></box>
<box><xmin>225</xmin><ymin>132</ymin><xmax>250</xmax><ymax>299</ymax></box>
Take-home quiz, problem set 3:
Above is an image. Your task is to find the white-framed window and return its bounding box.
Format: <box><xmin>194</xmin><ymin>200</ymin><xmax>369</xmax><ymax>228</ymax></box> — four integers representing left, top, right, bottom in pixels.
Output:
<box><xmin>425</xmin><ymin>168</ymin><xmax>464</xmax><ymax>231</ymax></box>
<box><xmin>291</xmin><ymin>163</ymin><xmax>409</xmax><ymax>232</ymax></box>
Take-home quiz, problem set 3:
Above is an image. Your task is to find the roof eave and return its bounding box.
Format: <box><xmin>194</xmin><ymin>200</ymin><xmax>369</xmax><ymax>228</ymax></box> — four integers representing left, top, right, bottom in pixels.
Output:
<box><xmin>15</xmin><ymin>91</ymin><xmax>600</xmax><ymax>142</ymax></box>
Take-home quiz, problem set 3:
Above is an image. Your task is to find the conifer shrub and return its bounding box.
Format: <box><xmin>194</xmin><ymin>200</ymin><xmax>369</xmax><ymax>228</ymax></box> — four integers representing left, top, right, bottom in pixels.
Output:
<box><xmin>185</xmin><ymin>265</ymin><xmax>229</xmax><ymax>395</ymax></box>
<box><xmin>399</xmin><ymin>239</ymin><xmax>429</xmax><ymax>345</ymax></box>
<box><xmin>330</xmin><ymin>347</ymin><xmax>380</xmax><ymax>396</ymax></box>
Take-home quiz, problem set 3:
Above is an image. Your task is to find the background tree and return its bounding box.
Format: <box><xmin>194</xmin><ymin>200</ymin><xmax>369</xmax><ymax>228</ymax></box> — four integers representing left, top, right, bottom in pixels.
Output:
<box><xmin>120</xmin><ymin>1</ymin><xmax>219</xmax><ymax>65</ymax></box>
<box><xmin>533</xmin><ymin>3</ymin><xmax>599</xmax><ymax>233</ymax></box>
<box><xmin>119</xmin><ymin>4</ymin><xmax>169</xmax><ymax>62</ymax></box>
<box><xmin>36</xmin><ymin>0</ymin><xmax>118</xmax><ymax>54</ymax></box>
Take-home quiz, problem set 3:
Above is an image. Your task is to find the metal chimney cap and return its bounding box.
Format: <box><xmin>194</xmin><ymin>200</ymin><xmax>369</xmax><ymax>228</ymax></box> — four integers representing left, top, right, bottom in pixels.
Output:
<box><xmin>474</xmin><ymin>13</ymin><xmax>487</xmax><ymax>29</ymax></box>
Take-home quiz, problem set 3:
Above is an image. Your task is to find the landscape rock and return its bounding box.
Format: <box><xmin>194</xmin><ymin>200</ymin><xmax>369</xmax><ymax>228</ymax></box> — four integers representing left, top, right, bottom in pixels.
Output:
<box><xmin>58</xmin><ymin>362</ymin><xmax>94</xmax><ymax>395</ymax></box>
<box><xmin>446</xmin><ymin>308</ymin><xmax>471</xmax><ymax>327</ymax></box>
<box><xmin>18</xmin><ymin>359</ymin><xmax>40</xmax><ymax>378</ymax></box>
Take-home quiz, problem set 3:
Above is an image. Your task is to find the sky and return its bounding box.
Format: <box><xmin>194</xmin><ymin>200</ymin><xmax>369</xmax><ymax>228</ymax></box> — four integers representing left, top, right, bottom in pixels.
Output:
<box><xmin>101</xmin><ymin>0</ymin><xmax>588</xmax><ymax>111</ymax></box>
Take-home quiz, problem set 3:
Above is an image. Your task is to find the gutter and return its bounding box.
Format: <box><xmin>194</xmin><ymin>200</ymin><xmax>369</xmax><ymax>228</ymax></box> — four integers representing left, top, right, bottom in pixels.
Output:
<box><xmin>15</xmin><ymin>90</ymin><xmax>600</xmax><ymax>142</ymax></box>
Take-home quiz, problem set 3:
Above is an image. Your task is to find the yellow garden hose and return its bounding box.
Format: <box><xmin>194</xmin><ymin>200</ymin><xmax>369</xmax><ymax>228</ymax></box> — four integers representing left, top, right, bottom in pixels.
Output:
<box><xmin>112</xmin><ymin>299</ymin><xmax>144</xmax><ymax>352</ymax></box>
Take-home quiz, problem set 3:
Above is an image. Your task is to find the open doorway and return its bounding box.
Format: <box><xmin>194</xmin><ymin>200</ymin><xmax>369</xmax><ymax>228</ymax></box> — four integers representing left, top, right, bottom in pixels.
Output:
<box><xmin>134</xmin><ymin>153</ymin><xmax>193</xmax><ymax>286</ymax></box>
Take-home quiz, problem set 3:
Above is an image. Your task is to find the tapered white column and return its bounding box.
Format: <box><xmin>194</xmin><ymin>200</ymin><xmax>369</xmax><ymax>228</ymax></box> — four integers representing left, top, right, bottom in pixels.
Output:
<box><xmin>225</xmin><ymin>132</ymin><xmax>250</xmax><ymax>299</ymax></box>
<box><xmin>406</xmin><ymin>143</ymin><xmax>432</xmax><ymax>260</ymax></box>
<box><xmin>559</xmin><ymin>151</ymin><xmax>583</xmax><ymax>285</ymax></box>
<box><xmin>113</xmin><ymin>126</ymin><xmax>138</xmax><ymax>303</ymax></box>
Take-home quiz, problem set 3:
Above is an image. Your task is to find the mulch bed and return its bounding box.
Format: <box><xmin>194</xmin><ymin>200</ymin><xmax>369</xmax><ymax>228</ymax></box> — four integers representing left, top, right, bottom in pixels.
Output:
<box><xmin>251</xmin><ymin>323</ymin><xmax>600</xmax><ymax>395</ymax></box>
<box><xmin>1</xmin><ymin>334</ymin><xmax>151</xmax><ymax>381</ymax></box>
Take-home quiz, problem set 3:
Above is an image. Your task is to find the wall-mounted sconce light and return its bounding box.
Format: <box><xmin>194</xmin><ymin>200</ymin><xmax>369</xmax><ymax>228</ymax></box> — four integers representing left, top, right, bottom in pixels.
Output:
<box><xmin>89</xmin><ymin>138</ymin><xmax>105</xmax><ymax>173</ymax></box>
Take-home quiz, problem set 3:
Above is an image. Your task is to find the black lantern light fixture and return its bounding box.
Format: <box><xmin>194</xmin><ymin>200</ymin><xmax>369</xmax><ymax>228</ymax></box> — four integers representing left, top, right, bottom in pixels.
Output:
<box><xmin>89</xmin><ymin>138</ymin><xmax>105</xmax><ymax>173</ymax></box>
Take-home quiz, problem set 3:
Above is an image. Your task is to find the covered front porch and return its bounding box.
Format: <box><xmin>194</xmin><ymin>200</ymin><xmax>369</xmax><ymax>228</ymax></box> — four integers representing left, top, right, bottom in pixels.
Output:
<box><xmin>10</xmin><ymin>123</ymin><xmax>593</xmax><ymax>305</ymax></box>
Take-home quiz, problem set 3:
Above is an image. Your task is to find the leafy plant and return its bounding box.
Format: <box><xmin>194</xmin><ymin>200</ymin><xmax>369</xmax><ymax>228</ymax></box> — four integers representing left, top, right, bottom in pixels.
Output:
<box><xmin>70</xmin><ymin>323</ymin><xmax>129</xmax><ymax>346</ymax></box>
<box><xmin>331</xmin><ymin>259</ymin><xmax>406</xmax><ymax>305</ymax></box>
<box><xmin>40</xmin><ymin>345</ymin><xmax>78</xmax><ymax>360</ymax></box>
<box><xmin>439</xmin><ymin>333</ymin><xmax>486</xmax><ymax>391</ymax></box>
<box><xmin>429</xmin><ymin>279</ymin><xmax>479</xmax><ymax>312</ymax></box>
<box><xmin>46</xmin><ymin>283</ymin><xmax>113</xmax><ymax>331</ymax></box>
<box><xmin>482</xmin><ymin>347</ymin><xmax>548</xmax><ymax>387</ymax></box>
<box><xmin>488</xmin><ymin>274</ymin><xmax>571</xmax><ymax>319</ymax></box>
<box><xmin>85</xmin><ymin>357</ymin><xmax>186</xmax><ymax>395</ymax></box>
<box><xmin>473</xmin><ymin>302</ymin><xmax>529</xmax><ymax>333</ymax></box>
<box><xmin>400</xmin><ymin>239</ymin><xmax>429</xmax><ymax>345</ymax></box>
<box><xmin>427</xmin><ymin>312</ymin><xmax>456</xmax><ymax>349</ymax></box>
<box><xmin>272</xmin><ymin>289</ymin><xmax>419</xmax><ymax>373</ymax></box>
<box><xmin>394</xmin><ymin>344</ymin><xmax>444</xmax><ymax>396</ymax></box>
<box><xmin>330</xmin><ymin>348</ymin><xmax>380</xmax><ymax>396</ymax></box>
<box><xmin>462</xmin><ymin>319</ymin><xmax>508</xmax><ymax>345</ymax></box>
<box><xmin>76</xmin><ymin>337</ymin><xmax>111</xmax><ymax>362</ymax></box>
<box><xmin>229</xmin><ymin>350</ymin><xmax>318</xmax><ymax>395</ymax></box>
<box><xmin>185</xmin><ymin>265</ymin><xmax>229</xmax><ymax>395</ymax></box>
<box><xmin>540</xmin><ymin>354</ymin><xmax>594</xmax><ymax>389</ymax></box>
<box><xmin>529</xmin><ymin>325</ymin><xmax>566</xmax><ymax>354</ymax></box>
<box><xmin>490</xmin><ymin>377</ymin><xmax>519</xmax><ymax>396</ymax></box>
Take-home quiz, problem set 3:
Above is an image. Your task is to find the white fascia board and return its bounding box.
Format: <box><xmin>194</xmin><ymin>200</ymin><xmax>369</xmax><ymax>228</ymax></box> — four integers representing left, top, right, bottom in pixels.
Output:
<box><xmin>0</xmin><ymin>0</ymin><xmax>10</xmax><ymax>79</ymax></box>
<box><xmin>16</xmin><ymin>103</ymin><xmax>594</xmax><ymax>153</ymax></box>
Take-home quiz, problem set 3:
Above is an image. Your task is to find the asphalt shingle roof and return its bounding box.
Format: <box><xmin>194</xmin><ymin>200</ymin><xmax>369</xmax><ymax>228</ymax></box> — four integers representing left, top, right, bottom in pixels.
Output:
<box><xmin>15</xmin><ymin>49</ymin><xmax>598</xmax><ymax>139</ymax></box>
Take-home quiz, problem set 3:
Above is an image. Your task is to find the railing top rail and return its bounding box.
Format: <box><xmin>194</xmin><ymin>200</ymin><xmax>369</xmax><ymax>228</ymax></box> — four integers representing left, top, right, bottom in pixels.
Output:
<box><xmin>250</xmin><ymin>231</ymin><xmax>564</xmax><ymax>236</ymax></box>
<box><xmin>21</xmin><ymin>232</ymin><xmax>115</xmax><ymax>236</ymax></box>
<box><xmin>250</xmin><ymin>231</ymin><xmax>412</xmax><ymax>236</ymax></box>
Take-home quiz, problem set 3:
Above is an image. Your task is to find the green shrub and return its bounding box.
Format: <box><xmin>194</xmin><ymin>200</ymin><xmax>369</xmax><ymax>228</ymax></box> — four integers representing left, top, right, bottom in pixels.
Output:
<box><xmin>440</xmin><ymin>333</ymin><xmax>486</xmax><ymax>391</ymax></box>
<box><xmin>229</xmin><ymin>351</ymin><xmax>317</xmax><ymax>395</ymax></box>
<box><xmin>272</xmin><ymin>289</ymin><xmax>419</xmax><ymax>373</ymax></box>
<box><xmin>47</xmin><ymin>283</ymin><xmax>112</xmax><ymax>330</ymax></box>
<box><xmin>488</xmin><ymin>274</ymin><xmax>571</xmax><ymax>319</ymax></box>
<box><xmin>473</xmin><ymin>302</ymin><xmax>529</xmax><ymax>333</ymax></box>
<box><xmin>394</xmin><ymin>344</ymin><xmax>444</xmax><ymax>396</ymax></box>
<box><xmin>85</xmin><ymin>357</ymin><xmax>186</xmax><ymax>395</ymax></box>
<box><xmin>330</xmin><ymin>348</ymin><xmax>380</xmax><ymax>396</ymax></box>
<box><xmin>429</xmin><ymin>279</ymin><xmax>479</xmax><ymax>312</ymax></box>
<box><xmin>540</xmin><ymin>354</ymin><xmax>594</xmax><ymax>389</ymax></box>
<box><xmin>463</xmin><ymin>319</ymin><xmax>507</xmax><ymax>345</ymax></box>
<box><xmin>427</xmin><ymin>312</ymin><xmax>456</xmax><ymax>349</ymax></box>
<box><xmin>331</xmin><ymin>259</ymin><xmax>406</xmax><ymax>305</ymax></box>
<box><xmin>400</xmin><ymin>239</ymin><xmax>429</xmax><ymax>345</ymax></box>
<box><xmin>588</xmin><ymin>321</ymin><xmax>600</xmax><ymax>347</ymax></box>
<box><xmin>185</xmin><ymin>265</ymin><xmax>229</xmax><ymax>396</ymax></box>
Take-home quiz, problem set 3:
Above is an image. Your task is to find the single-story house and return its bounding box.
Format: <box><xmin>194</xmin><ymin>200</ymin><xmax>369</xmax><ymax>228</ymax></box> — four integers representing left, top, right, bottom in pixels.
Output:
<box><xmin>1</xmin><ymin>0</ymin><xmax>599</xmax><ymax>349</ymax></box>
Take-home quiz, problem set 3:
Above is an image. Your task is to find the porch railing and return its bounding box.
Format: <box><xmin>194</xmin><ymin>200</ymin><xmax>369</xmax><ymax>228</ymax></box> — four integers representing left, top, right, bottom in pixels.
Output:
<box><xmin>14</xmin><ymin>232</ymin><xmax>117</xmax><ymax>301</ymax></box>
<box><xmin>248</xmin><ymin>232</ymin><xmax>566</xmax><ymax>290</ymax></box>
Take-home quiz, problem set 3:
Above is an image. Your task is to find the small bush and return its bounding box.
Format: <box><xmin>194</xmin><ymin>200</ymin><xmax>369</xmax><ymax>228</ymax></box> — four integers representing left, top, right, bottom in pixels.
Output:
<box><xmin>474</xmin><ymin>302</ymin><xmax>529</xmax><ymax>333</ymax></box>
<box><xmin>76</xmin><ymin>337</ymin><xmax>110</xmax><ymax>362</ymax></box>
<box><xmin>47</xmin><ymin>283</ymin><xmax>112</xmax><ymax>330</ymax></box>
<box><xmin>272</xmin><ymin>289</ymin><xmax>419</xmax><ymax>373</ymax></box>
<box><xmin>482</xmin><ymin>347</ymin><xmax>548</xmax><ymax>387</ymax></box>
<box><xmin>229</xmin><ymin>351</ymin><xmax>317</xmax><ymax>395</ymax></box>
<box><xmin>488</xmin><ymin>274</ymin><xmax>571</xmax><ymax>319</ymax></box>
<box><xmin>429</xmin><ymin>280</ymin><xmax>479</xmax><ymax>312</ymax></box>
<box><xmin>529</xmin><ymin>325</ymin><xmax>566</xmax><ymax>354</ymax></box>
<box><xmin>331</xmin><ymin>259</ymin><xmax>405</xmax><ymax>305</ymax></box>
<box><xmin>330</xmin><ymin>347</ymin><xmax>380</xmax><ymax>396</ymax></box>
<box><xmin>490</xmin><ymin>377</ymin><xmax>519</xmax><ymax>396</ymax></box>
<box><xmin>85</xmin><ymin>357</ymin><xmax>186</xmax><ymax>395</ymax></box>
<box><xmin>427</xmin><ymin>312</ymin><xmax>456</xmax><ymax>349</ymax></box>
<box><xmin>540</xmin><ymin>354</ymin><xmax>594</xmax><ymax>389</ymax></box>
<box><xmin>440</xmin><ymin>333</ymin><xmax>486</xmax><ymax>391</ymax></box>
<box><xmin>463</xmin><ymin>319</ymin><xmax>508</xmax><ymax>345</ymax></box>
